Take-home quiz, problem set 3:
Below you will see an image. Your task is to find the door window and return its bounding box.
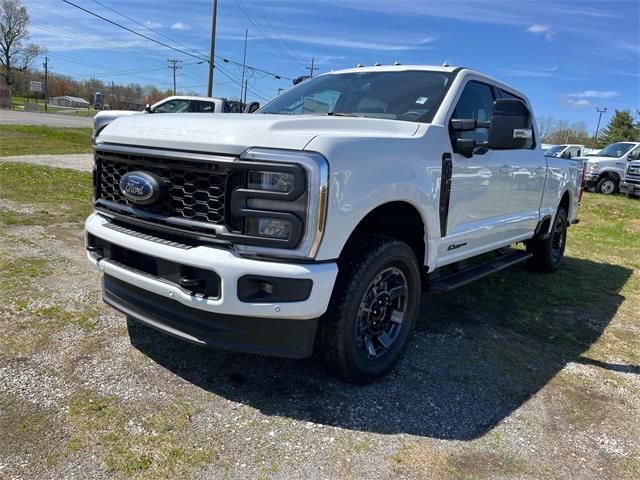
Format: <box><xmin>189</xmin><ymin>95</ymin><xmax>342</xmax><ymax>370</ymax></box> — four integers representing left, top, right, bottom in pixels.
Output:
<box><xmin>196</xmin><ymin>101</ymin><xmax>216</xmax><ymax>112</ymax></box>
<box><xmin>566</xmin><ymin>147</ymin><xmax>581</xmax><ymax>158</ymax></box>
<box><xmin>153</xmin><ymin>99</ymin><xmax>191</xmax><ymax>113</ymax></box>
<box><xmin>452</xmin><ymin>81</ymin><xmax>495</xmax><ymax>143</ymax></box>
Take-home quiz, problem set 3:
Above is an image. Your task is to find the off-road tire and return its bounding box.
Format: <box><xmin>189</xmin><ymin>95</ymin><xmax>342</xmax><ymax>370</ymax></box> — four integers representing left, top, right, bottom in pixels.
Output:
<box><xmin>317</xmin><ymin>235</ymin><xmax>421</xmax><ymax>384</ymax></box>
<box><xmin>527</xmin><ymin>208</ymin><xmax>568</xmax><ymax>273</ymax></box>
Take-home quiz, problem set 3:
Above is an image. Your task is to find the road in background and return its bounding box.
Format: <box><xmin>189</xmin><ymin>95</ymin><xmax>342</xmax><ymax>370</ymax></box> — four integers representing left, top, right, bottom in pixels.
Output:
<box><xmin>0</xmin><ymin>153</ymin><xmax>93</xmax><ymax>171</ymax></box>
<box><xmin>0</xmin><ymin>110</ymin><xmax>93</xmax><ymax>128</ymax></box>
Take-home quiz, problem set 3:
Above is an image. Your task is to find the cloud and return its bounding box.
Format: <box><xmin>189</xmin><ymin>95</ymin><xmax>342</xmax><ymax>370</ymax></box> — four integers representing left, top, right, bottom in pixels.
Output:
<box><xmin>277</xmin><ymin>33</ymin><xmax>436</xmax><ymax>51</ymax></box>
<box><xmin>567</xmin><ymin>90</ymin><xmax>618</xmax><ymax>99</ymax></box>
<box><xmin>504</xmin><ymin>66</ymin><xmax>557</xmax><ymax>77</ymax></box>
<box><xmin>170</xmin><ymin>22</ymin><xmax>190</xmax><ymax>31</ymax></box>
<box><xmin>144</xmin><ymin>20</ymin><xmax>163</xmax><ymax>29</ymax></box>
<box><xmin>526</xmin><ymin>24</ymin><xmax>556</xmax><ymax>41</ymax></box>
<box><xmin>566</xmin><ymin>99</ymin><xmax>591</xmax><ymax>108</ymax></box>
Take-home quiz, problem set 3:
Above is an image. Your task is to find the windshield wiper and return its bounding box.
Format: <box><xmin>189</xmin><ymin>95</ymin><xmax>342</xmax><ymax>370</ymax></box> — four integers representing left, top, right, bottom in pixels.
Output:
<box><xmin>324</xmin><ymin>112</ymin><xmax>364</xmax><ymax>117</ymax></box>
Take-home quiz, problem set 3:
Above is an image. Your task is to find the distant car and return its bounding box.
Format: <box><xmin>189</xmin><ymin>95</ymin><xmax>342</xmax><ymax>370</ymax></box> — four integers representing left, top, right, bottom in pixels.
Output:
<box><xmin>92</xmin><ymin>96</ymin><xmax>258</xmax><ymax>140</ymax></box>
<box><xmin>582</xmin><ymin>142</ymin><xmax>640</xmax><ymax>194</ymax></box>
<box><xmin>544</xmin><ymin>144</ymin><xmax>586</xmax><ymax>159</ymax></box>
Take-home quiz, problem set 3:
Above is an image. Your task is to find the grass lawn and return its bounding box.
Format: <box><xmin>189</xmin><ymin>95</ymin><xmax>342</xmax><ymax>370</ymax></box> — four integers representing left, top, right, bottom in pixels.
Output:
<box><xmin>0</xmin><ymin>162</ymin><xmax>638</xmax><ymax>480</ymax></box>
<box><xmin>0</xmin><ymin>125</ymin><xmax>93</xmax><ymax>156</ymax></box>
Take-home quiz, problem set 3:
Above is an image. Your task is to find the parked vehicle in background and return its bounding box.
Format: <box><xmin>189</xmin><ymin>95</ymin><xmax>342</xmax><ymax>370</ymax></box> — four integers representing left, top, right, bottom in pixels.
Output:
<box><xmin>621</xmin><ymin>159</ymin><xmax>640</xmax><ymax>198</ymax></box>
<box><xmin>544</xmin><ymin>144</ymin><xmax>586</xmax><ymax>159</ymax></box>
<box><xmin>583</xmin><ymin>142</ymin><xmax>640</xmax><ymax>194</ymax></box>
<box><xmin>541</xmin><ymin>143</ymin><xmax>554</xmax><ymax>154</ymax></box>
<box><xmin>93</xmin><ymin>96</ymin><xmax>258</xmax><ymax>140</ymax></box>
<box><xmin>86</xmin><ymin>64</ymin><xmax>583</xmax><ymax>383</ymax></box>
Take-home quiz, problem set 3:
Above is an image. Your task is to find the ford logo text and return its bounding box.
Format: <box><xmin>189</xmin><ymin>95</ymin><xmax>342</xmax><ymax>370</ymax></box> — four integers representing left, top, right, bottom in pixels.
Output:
<box><xmin>119</xmin><ymin>171</ymin><xmax>164</xmax><ymax>205</ymax></box>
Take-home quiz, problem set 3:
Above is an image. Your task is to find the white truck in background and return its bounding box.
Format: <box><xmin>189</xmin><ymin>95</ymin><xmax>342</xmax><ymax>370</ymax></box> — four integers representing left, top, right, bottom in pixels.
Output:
<box><xmin>93</xmin><ymin>95</ymin><xmax>259</xmax><ymax>140</ymax></box>
<box><xmin>544</xmin><ymin>144</ymin><xmax>586</xmax><ymax>159</ymax></box>
<box><xmin>583</xmin><ymin>142</ymin><xmax>640</xmax><ymax>194</ymax></box>
<box><xmin>621</xmin><ymin>159</ymin><xmax>640</xmax><ymax>198</ymax></box>
<box><xmin>86</xmin><ymin>65</ymin><xmax>583</xmax><ymax>383</ymax></box>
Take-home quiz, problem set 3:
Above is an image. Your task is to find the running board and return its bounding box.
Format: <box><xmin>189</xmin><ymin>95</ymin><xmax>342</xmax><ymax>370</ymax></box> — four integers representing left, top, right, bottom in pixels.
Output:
<box><xmin>427</xmin><ymin>250</ymin><xmax>532</xmax><ymax>293</ymax></box>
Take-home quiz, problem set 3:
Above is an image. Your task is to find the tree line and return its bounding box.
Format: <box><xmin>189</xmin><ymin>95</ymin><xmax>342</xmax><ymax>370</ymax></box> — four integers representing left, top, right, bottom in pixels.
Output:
<box><xmin>538</xmin><ymin>111</ymin><xmax>640</xmax><ymax>148</ymax></box>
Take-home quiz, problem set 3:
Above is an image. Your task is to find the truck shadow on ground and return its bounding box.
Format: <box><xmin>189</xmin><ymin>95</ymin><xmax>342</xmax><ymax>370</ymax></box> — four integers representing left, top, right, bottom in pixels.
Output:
<box><xmin>128</xmin><ymin>256</ymin><xmax>633</xmax><ymax>440</ymax></box>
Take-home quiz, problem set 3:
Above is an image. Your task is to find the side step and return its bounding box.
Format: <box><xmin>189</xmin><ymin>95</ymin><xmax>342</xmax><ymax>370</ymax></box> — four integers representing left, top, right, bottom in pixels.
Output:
<box><xmin>427</xmin><ymin>250</ymin><xmax>532</xmax><ymax>293</ymax></box>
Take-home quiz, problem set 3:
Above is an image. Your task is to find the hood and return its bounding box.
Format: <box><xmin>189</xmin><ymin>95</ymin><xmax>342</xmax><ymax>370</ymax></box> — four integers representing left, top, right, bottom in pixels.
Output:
<box><xmin>578</xmin><ymin>155</ymin><xmax>619</xmax><ymax>163</ymax></box>
<box><xmin>97</xmin><ymin>113</ymin><xmax>421</xmax><ymax>155</ymax></box>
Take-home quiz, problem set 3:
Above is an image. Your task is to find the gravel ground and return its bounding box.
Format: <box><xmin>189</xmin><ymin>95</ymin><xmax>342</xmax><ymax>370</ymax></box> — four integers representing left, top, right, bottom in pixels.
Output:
<box><xmin>0</xmin><ymin>110</ymin><xmax>93</xmax><ymax>128</ymax></box>
<box><xmin>0</xmin><ymin>170</ymin><xmax>639</xmax><ymax>479</ymax></box>
<box><xmin>0</xmin><ymin>154</ymin><xmax>93</xmax><ymax>171</ymax></box>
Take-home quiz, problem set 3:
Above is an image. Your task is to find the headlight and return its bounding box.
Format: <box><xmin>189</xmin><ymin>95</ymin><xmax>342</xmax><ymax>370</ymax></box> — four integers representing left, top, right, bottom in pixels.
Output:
<box><xmin>229</xmin><ymin>148</ymin><xmax>329</xmax><ymax>259</ymax></box>
<box><xmin>586</xmin><ymin>162</ymin><xmax>599</xmax><ymax>172</ymax></box>
<box><xmin>247</xmin><ymin>171</ymin><xmax>295</xmax><ymax>193</ymax></box>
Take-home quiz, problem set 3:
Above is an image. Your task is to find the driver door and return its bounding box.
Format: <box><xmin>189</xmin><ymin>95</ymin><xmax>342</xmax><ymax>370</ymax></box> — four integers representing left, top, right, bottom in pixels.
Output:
<box><xmin>439</xmin><ymin>80</ymin><xmax>512</xmax><ymax>263</ymax></box>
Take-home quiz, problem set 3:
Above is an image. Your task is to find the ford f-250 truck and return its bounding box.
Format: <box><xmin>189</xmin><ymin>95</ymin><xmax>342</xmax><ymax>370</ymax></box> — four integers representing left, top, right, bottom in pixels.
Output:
<box><xmin>85</xmin><ymin>65</ymin><xmax>584</xmax><ymax>383</ymax></box>
<box><xmin>582</xmin><ymin>142</ymin><xmax>640</xmax><ymax>194</ymax></box>
<box><xmin>621</xmin><ymin>159</ymin><xmax>640</xmax><ymax>198</ymax></box>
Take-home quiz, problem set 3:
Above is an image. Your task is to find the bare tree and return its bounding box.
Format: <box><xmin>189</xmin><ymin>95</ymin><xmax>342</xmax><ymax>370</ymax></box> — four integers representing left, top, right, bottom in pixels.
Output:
<box><xmin>0</xmin><ymin>0</ymin><xmax>44</xmax><ymax>85</ymax></box>
<box><xmin>537</xmin><ymin>115</ymin><xmax>557</xmax><ymax>142</ymax></box>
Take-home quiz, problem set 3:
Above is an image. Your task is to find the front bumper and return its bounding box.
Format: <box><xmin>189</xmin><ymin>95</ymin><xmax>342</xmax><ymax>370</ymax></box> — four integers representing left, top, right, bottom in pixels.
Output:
<box><xmin>620</xmin><ymin>180</ymin><xmax>640</xmax><ymax>196</ymax></box>
<box><xmin>85</xmin><ymin>213</ymin><xmax>339</xmax><ymax>357</ymax></box>
<box><xmin>584</xmin><ymin>173</ymin><xmax>599</xmax><ymax>186</ymax></box>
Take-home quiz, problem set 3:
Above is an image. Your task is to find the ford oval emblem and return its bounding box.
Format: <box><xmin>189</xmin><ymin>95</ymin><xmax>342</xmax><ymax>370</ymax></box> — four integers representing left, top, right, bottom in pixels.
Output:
<box><xmin>119</xmin><ymin>171</ymin><xmax>164</xmax><ymax>205</ymax></box>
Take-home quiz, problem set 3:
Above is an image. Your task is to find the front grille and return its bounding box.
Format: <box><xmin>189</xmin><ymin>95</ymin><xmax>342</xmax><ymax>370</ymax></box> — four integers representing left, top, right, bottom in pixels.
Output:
<box><xmin>95</xmin><ymin>149</ymin><xmax>234</xmax><ymax>227</ymax></box>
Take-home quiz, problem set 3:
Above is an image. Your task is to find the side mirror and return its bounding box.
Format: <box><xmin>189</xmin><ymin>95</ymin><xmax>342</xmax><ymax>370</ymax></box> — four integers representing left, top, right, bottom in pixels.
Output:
<box><xmin>144</xmin><ymin>104</ymin><xmax>153</xmax><ymax>113</ymax></box>
<box><xmin>244</xmin><ymin>102</ymin><xmax>260</xmax><ymax>113</ymax></box>
<box><xmin>487</xmin><ymin>99</ymin><xmax>532</xmax><ymax>150</ymax></box>
<box><xmin>293</xmin><ymin>75</ymin><xmax>310</xmax><ymax>86</ymax></box>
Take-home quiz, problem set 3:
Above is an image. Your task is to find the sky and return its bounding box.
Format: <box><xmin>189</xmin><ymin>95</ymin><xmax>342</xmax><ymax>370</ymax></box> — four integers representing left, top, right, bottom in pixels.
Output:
<box><xmin>24</xmin><ymin>0</ymin><xmax>640</xmax><ymax>131</ymax></box>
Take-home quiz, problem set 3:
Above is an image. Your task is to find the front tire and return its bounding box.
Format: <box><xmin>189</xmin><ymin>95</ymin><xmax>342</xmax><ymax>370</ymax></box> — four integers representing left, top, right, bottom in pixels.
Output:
<box><xmin>596</xmin><ymin>177</ymin><xmax>617</xmax><ymax>195</ymax></box>
<box><xmin>527</xmin><ymin>208</ymin><xmax>568</xmax><ymax>273</ymax></box>
<box><xmin>317</xmin><ymin>235</ymin><xmax>421</xmax><ymax>383</ymax></box>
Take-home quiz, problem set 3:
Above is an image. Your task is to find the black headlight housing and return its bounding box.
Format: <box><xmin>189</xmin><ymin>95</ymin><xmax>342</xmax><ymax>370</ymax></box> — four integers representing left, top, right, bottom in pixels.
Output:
<box><xmin>226</xmin><ymin>161</ymin><xmax>307</xmax><ymax>248</ymax></box>
<box><xmin>226</xmin><ymin>148</ymin><xmax>329</xmax><ymax>259</ymax></box>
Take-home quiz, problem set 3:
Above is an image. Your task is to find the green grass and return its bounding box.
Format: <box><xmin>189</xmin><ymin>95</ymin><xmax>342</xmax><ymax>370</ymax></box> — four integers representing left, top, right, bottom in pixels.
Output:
<box><xmin>0</xmin><ymin>125</ymin><xmax>92</xmax><ymax>156</ymax></box>
<box><xmin>0</xmin><ymin>162</ymin><xmax>92</xmax><ymax>224</ymax></box>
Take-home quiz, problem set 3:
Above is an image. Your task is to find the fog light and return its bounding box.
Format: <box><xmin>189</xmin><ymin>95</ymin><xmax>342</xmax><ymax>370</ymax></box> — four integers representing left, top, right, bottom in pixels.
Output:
<box><xmin>246</xmin><ymin>218</ymin><xmax>292</xmax><ymax>239</ymax></box>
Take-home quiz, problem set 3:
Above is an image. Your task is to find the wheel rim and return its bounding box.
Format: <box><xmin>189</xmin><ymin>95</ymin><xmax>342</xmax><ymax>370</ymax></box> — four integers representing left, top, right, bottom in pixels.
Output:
<box><xmin>356</xmin><ymin>266</ymin><xmax>408</xmax><ymax>360</ymax></box>
<box><xmin>601</xmin><ymin>180</ymin><xmax>615</xmax><ymax>194</ymax></box>
<box><xmin>551</xmin><ymin>215</ymin><xmax>566</xmax><ymax>263</ymax></box>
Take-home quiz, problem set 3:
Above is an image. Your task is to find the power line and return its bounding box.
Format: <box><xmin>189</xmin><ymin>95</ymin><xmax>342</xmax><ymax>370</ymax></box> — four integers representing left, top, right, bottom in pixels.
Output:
<box><xmin>60</xmin><ymin>0</ymin><xmax>293</xmax><ymax>81</ymax></box>
<box><xmin>232</xmin><ymin>0</ymin><xmax>305</xmax><ymax>70</ymax></box>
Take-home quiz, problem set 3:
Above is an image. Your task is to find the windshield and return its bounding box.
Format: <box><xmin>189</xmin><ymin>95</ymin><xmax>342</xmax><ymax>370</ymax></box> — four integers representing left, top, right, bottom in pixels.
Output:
<box><xmin>545</xmin><ymin>145</ymin><xmax>567</xmax><ymax>157</ymax></box>
<box><xmin>258</xmin><ymin>70</ymin><xmax>455</xmax><ymax>123</ymax></box>
<box><xmin>597</xmin><ymin>142</ymin><xmax>635</xmax><ymax>158</ymax></box>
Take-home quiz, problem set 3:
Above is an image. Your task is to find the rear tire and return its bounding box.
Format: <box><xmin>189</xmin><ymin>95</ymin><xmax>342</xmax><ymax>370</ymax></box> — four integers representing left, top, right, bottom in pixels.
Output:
<box><xmin>596</xmin><ymin>177</ymin><xmax>617</xmax><ymax>195</ymax></box>
<box><xmin>527</xmin><ymin>208</ymin><xmax>568</xmax><ymax>273</ymax></box>
<box><xmin>317</xmin><ymin>235</ymin><xmax>421</xmax><ymax>384</ymax></box>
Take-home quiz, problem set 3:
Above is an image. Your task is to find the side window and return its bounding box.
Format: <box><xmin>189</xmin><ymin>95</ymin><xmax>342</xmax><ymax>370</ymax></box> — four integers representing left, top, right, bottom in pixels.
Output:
<box><xmin>499</xmin><ymin>88</ymin><xmax>534</xmax><ymax>149</ymax></box>
<box><xmin>197</xmin><ymin>101</ymin><xmax>216</xmax><ymax>113</ymax></box>
<box><xmin>452</xmin><ymin>81</ymin><xmax>494</xmax><ymax>143</ymax></box>
<box><xmin>153</xmin><ymin>99</ymin><xmax>191</xmax><ymax>113</ymax></box>
<box><xmin>567</xmin><ymin>147</ymin><xmax>581</xmax><ymax>158</ymax></box>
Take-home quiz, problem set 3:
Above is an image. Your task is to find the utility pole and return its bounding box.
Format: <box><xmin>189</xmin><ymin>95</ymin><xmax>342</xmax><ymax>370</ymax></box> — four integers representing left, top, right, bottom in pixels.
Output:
<box><xmin>306</xmin><ymin>57</ymin><xmax>318</xmax><ymax>77</ymax></box>
<box><xmin>207</xmin><ymin>0</ymin><xmax>218</xmax><ymax>97</ymax></box>
<box><xmin>243</xmin><ymin>79</ymin><xmax>248</xmax><ymax>105</ymax></box>
<box><xmin>167</xmin><ymin>59</ymin><xmax>182</xmax><ymax>95</ymax></box>
<box><xmin>240</xmin><ymin>28</ymin><xmax>248</xmax><ymax>104</ymax></box>
<box><xmin>592</xmin><ymin>107</ymin><xmax>607</xmax><ymax>148</ymax></box>
<box><xmin>42</xmin><ymin>56</ymin><xmax>48</xmax><ymax>111</ymax></box>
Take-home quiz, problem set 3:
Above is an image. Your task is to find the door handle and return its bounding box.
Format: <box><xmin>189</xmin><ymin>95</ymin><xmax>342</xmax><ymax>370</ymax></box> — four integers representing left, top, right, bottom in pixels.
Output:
<box><xmin>501</xmin><ymin>165</ymin><xmax>516</xmax><ymax>174</ymax></box>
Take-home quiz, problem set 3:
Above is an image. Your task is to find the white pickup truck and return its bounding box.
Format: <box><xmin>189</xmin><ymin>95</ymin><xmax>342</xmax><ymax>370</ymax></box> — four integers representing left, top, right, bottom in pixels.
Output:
<box><xmin>621</xmin><ymin>159</ymin><xmax>640</xmax><ymax>198</ymax></box>
<box><xmin>583</xmin><ymin>142</ymin><xmax>640</xmax><ymax>194</ymax></box>
<box><xmin>93</xmin><ymin>96</ymin><xmax>258</xmax><ymax>140</ymax></box>
<box><xmin>86</xmin><ymin>65</ymin><xmax>584</xmax><ymax>383</ymax></box>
